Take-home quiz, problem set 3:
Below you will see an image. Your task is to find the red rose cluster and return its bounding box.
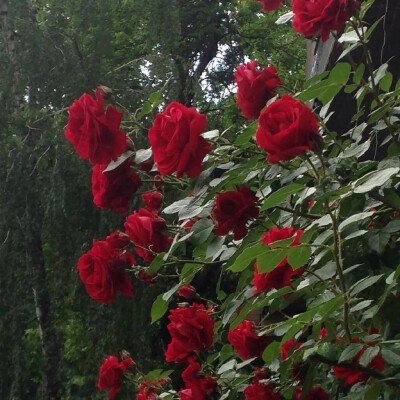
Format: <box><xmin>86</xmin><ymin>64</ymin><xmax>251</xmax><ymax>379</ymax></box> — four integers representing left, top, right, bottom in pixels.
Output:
<box><xmin>92</xmin><ymin>159</ymin><xmax>142</xmax><ymax>214</ymax></box>
<box><xmin>124</xmin><ymin>208</ymin><xmax>171</xmax><ymax>262</ymax></box>
<box><xmin>235</xmin><ymin>61</ymin><xmax>283</xmax><ymax>120</ymax></box>
<box><xmin>77</xmin><ymin>231</ymin><xmax>135</xmax><ymax>304</ymax></box>
<box><xmin>213</xmin><ymin>185</ymin><xmax>259</xmax><ymax>240</ymax></box>
<box><xmin>253</xmin><ymin>227</ymin><xmax>305</xmax><ymax>294</ymax></box>
<box><xmin>293</xmin><ymin>0</ymin><xmax>360</xmax><ymax>42</ymax></box>
<box><xmin>244</xmin><ymin>370</ymin><xmax>281</xmax><ymax>400</ymax></box>
<box><xmin>179</xmin><ymin>357</ymin><xmax>217</xmax><ymax>400</ymax></box>
<box><xmin>149</xmin><ymin>102</ymin><xmax>211</xmax><ymax>178</ymax></box>
<box><xmin>136</xmin><ymin>377</ymin><xmax>170</xmax><ymax>400</ymax></box>
<box><xmin>228</xmin><ymin>320</ymin><xmax>269</xmax><ymax>360</ymax></box>
<box><xmin>165</xmin><ymin>303</ymin><xmax>215</xmax><ymax>363</ymax></box>
<box><xmin>98</xmin><ymin>355</ymin><xmax>135</xmax><ymax>400</ymax></box>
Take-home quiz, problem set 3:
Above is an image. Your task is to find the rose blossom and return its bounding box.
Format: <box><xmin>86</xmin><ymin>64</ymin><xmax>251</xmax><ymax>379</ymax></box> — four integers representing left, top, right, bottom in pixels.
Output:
<box><xmin>165</xmin><ymin>303</ymin><xmax>215</xmax><ymax>363</ymax></box>
<box><xmin>228</xmin><ymin>320</ymin><xmax>270</xmax><ymax>360</ymax></box>
<box><xmin>256</xmin><ymin>94</ymin><xmax>320</xmax><ymax>164</ymax></box>
<box><xmin>98</xmin><ymin>355</ymin><xmax>135</xmax><ymax>400</ymax></box>
<box><xmin>253</xmin><ymin>227</ymin><xmax>305</xmax><ymax>294</ymax></box>
<box><xmin>148</xmin><ymin>102</ymin><xmax>211</xmax><ymax>178</ymax></box>
<box><xmin>213</xmin><ymin>185</ymin><xmax>259</xmax><ymax>240</ymax></box>
<box><xmin>178</xmin><ymin>285</ymin><xmax>197</xmax><ymax>300</ymax></box>
<box><xmin>92</xmin><ymin>158</ymin><xmax>142</xmax><ymax>214</ymax></box>
<box><xmin>293</xmin><ymin>0</ymin><xmax>360</xmax><ymax>42</ymax></box>
<box><xmin>244</xmin><ymin>382</ymin><xmax>281</xmax><ymax>400</ymax></box>
<box><xmin>333</xmin><ymin>341</ymin><xmax>385</xmax><ymax>386</ymax></box>
<box><xmin>137</xmin><ymin>377</ymin><xmax>170</xmax><ymax>400</ymax></box>
<box><xmin>179</xmin><ymin>357</ymin><xmax>217</xmax><ymax>400</ymax></box>
<box><xmin>142</xmin><ymin>191</ymin><xmax>163</xmax><ymax>212</ymax></box>
<box><xmin>65</xmin><ymin>88</ymin><xmax>127</xmax><ymax>164</ymax></box>
<box><xmin>255</xmin><ymin>0</ymin><xmax>285</xmax><ymax>12</ymax></box>
<box><xmin>77</xmin><ymin>240</ymin><xmax>135</xmax><ymax>304</ymax></box>
<box><xmin>235</xmin><ymin>61</ymin><xmax>283</xmax><ymax>120</ymax></box>
<box><xmin>281</xmin><ymin>338</ymin><xmax>302</xmax><ymax>361</ymax></box>
<box><xmin>124</xmin><ymin>208</ymin><xmax>171</xmax><ymax>262</ymax></box>
<box><xmin>294</xmin><ymin>386</ymin><xmax>328</xmax><ymax>400</ymax></box>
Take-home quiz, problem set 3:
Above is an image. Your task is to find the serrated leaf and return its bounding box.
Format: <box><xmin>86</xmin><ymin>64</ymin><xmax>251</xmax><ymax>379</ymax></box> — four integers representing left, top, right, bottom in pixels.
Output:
<box><xmin>339</xmin><ymin>211</ymin><xmax>374</xmax><ymax>230</ymax></box>
<box><xmin>368</xmin><ymin>230</ymin><xmax>391</xmax><ymax>254</ymax></box>
<box><xmin>147</xmin><ymin>253</ymin><xmax>166</xmax><ymax>273</ymax></box>
<box><xmin>353</xmin><ymin>167</ymin><xmax>399</xmax><ymax>193</ymax></box>
<box><xmin>275</xmin><ymin>11</ymin><xmax>294</xmax><ymax>25</ymax></box>
<box><xmin>134</xmin><ymin>148</ymin><xmax>153</xmax><ymax>164</ymax></box>
<box><xmin>261</xmin><ymin>183</ymin><xmax>305</xmax><ymax>210</ymax></box>
<box><xmin>257</xmin><ymin>249</ymin><xmax>288</xmax><ymax>273</ymax></box>
<box><xmin>262</xmin><ymin>341</ymin><xmax>280</xmax><ymax>364</ymax></box>
<box><xmin>190</xmin><ymin>219</ymin><xmax>214</xmax><ymax>245</ymax></box>
<box><xmin>359</xmin><ymin>346</ymin><xmax>380</xmax><ymax>367</ymax></box>
<box><xmin>228</xmin><ymin>243</ymin><xmax>264</xmax><ymax>272</ymax></box>
<box><xmin>287</xmin><ymin>246</ymin><xmax>311</xmax><ymax>269</ymax></box>
<box><xmin>349</xmin><ymin>274</ymin><xmax>384</xmax><ymax>296</ymax></box>
<box><xmin>338</xmin><ymin>343</ymin><xmax>364</xmax><ymax>363</ymax></box>
<box><xmin>381</xmin><ymin>348</ymin><xmax>400</xmax><ymax>365</ymax></box>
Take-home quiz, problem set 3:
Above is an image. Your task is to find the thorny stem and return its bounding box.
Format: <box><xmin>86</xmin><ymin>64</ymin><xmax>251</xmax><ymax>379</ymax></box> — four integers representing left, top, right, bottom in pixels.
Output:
<box><xmin>326</xmin><ymin>203</ymin><xmax>352</xmax><ymax>341</ymax></box>
<box><xmin>304</xmin><ymin>153</ymin><xmax>321</xmax><ymax>182</ymax></box>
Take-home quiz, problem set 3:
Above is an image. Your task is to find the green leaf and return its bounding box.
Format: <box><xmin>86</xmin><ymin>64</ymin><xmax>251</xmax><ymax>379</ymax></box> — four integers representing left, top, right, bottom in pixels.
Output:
<box><xmin>381</xmin><ymin>348</ymin><xmax>400</xmax><ymax>365</ymax></box>
<box><xmin>338</xmin><ymin>211</ymin><xmax>374</xmax><ymax>231</ymax></box>
<box><xmin>380</xmin><ymin>72</ymin><xmax>393</xmax><ymax>92</ymax></box>
<box><xmin>229</xmin><ymin>243</ymin><xmax>264</xmax><ymax>272</ymax></box>
<box><xmin>222</xmin><ymin>300</ymin><xmax>243</xmax><ymax>326</ymax></box>
<box><xmin>353</xmin><ymin>63</ymin><xmax>365</xmax><ymax>84</ymax></box>
<box><xmin>147</xmin><ymin>253</ymin><xmax>166</xmax><ymax>273</ymax></box>
<box><xmin>162</xmin><ymin>283</ymin><xmax>180</xmax><ymax>301</ymax></box>
<box><xmin>359</xmin><ymin>346</ymin><xmax>380</xmax><ymax>367</ymax></box>
<box><xmin>151</xmin><ymin>294</ymin><xmax>169</xmax><ymax>323</ymax></box>
<box><xmin>190</xmin><ymin>219</ymin><xmax>214</xmax><ymax>245</ymax></box>
<box><xmin>104</xmin><ymin>151</ymin><xmax>134</xmax><ymax>172</ymax></box>
<box><xmin>383</xmin><ymin>220</ymin><xmax>400</xmax><ymax>233</ymax></box>
<box><xmin>262</xmin><ymin>341</ymin><xmax>280</xmax><ymax>364</ymax></box>
<box><xmin>235</xmin><ymin>124</ymin><xmax>256</xmax><ymax>147</ymax></box>
<box><xmin>261</xmin><ymin>183</ymin><xmax>305</xmax><ymax>211</ymax></box>
<box><xmin>349</xmin><ymin>274</ymin><xmax>384</xmax><ymax>296</ymax></box>
<box><xmin>287</xmin><ymin>246</ymin><xmax>311</xmax><ymax>269</ymax></box>
<box><xmin>368</xmin><ymin>230</ymin><xmax>391</xmax><ymax>254</ymax></box>
<box><xmin>338</xmin><ymin>343</ymin><xmax>364</xmax><ymax>363</ymax></box>
<box><xmin>257</xmin><ymin>249</ymin><xmax>288</xmax><ymax>273</ymax></box>
<box><xmin>353</xmin><ymin>167</ymin><xmax>399</xmax><ymax>193</ymax></box>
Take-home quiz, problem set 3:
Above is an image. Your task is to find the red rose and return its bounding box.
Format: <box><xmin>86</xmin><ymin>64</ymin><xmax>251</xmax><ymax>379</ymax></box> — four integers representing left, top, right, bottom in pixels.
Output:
<box><xmin>333</xmin><ymin>343</ymin><xmax>385</xmax><ymax>386</ymax></box>
<box><xmin>98</xmin><ymin>355</ymin><xmax>135</xmax><ymax>400</ymax></box>
<box><xmin>142</xmin><ymin>191</ymin><xmax>163</xmax><ymax>212</ymax></box>
<box><xmin>235</xmin><ymin>61</ymin><xmax>283</xmax><ymax>120</ymax></box>
<box><xmin>281</xmin><ymin>338</ymin><xmax>302</xmax><ymax>360</ymax></box>
<box><xmin>124</xmin><ymin>208</ymin><xmax>171</xmax><ymax>262</ymax></box>
<box><xmin>92</xmin><ymin>159</ymin><xmax>142</xmax><ymax>214</ymax></box>
<box><xmin>77</xmin><ymin>240</ymin><xmax>134</xmax><ymax>304</ymax></box>
<box><xmin>255</xmin><ymin>0</ymin><xmax>285</xmax><ymax>12</ymax></box>
<box><xmin>213</xmin><ymin>185</ymin><xmax>260</xmax><ymax>240</ymax></box>
<box><xmin>244</xmin><ymin>382</ymin><xmax>281</xmax><ymax>400</ymax></box>
<box><xmin>178</xmin><ymin>285</ymin><xmax>197</xmax><ymax>300</ymax></box>
<box><xmin>228</xmin><ymin>320</ymin><xmax>270</xmax><ymax>360</ymax></box>
<box><xmin>137</xmin><ymin>378</ymin><xmax>170</xmax><ymax>400</ymax></box>
<box><xmin>148</xmin><ymin>102</ymin><xmax>211</xmax><ymax>178</ymax></box>
<box><xmin>138</xmin><ymin>270</ymin><xmax>157</xmax><ymax>284</ymax></box>
<box><xmin>253</xmin><ymin>227</ymin><xmax>305</xmax><ymax>294</ymax></box>
<box><xmin>65</xmin><ymin>88</ymin><xmax>127</xmax><ymax>164</ymax></box>
<box><xmin>293</xmin><ymin>0</ymin><xmax>360</xmax><ymax>42</ymax></box>
<box><xmin>256</xmin><ymin>95</ymin><xmax>320</xmax><ymax>164</ymax></box>
<box><xmin>294</xmin><ymin>386</ymin><xmax>328</xmax><ymax>400</ymax></box>
<box><xmin>179</xmin><ymin>358</ymin><xmax>217</xmax><ymax>400</ymax></box>
<box><xmin>165</xmin><ymin>303</ymin><xmax>215</xmax><ymax>363</ymax></box>
<box><xmin>105</xmin><ymin>230</ymin><xmax>130</xmax><ymax>249</ymax></box>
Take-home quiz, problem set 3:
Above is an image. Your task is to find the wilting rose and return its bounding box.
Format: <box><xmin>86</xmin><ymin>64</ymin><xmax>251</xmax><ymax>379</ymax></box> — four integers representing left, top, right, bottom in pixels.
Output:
<box><xmin>77</xmin><ymin>240</ymin><xmax>134</xmax><ymax>304</ymax></box>
<box><xmin>65</xmin><ymin>88</ymin><xmax>127</xmax><ymax>164</ymax></box>
<box><xmin>293</xmin><ymin>0</ymin><xmax>360</xmax><ymax>42</ymax></box>
<box><xmin>253</xmin><ymin>227</ymin><xmax>305</xmax><ymax>294</ymax></box>
<box><xmin>92</xmin><ymin>159</ymin><xmax>142</xmax><ymax>214</ymax></box>
<box><xmin>179</xmin><ymin>357</ymin><xmax>217</xmax><ymax>400</ymax></box>
<box><xmin>255</xmin><ymin>0</ymin><xmax>285</xmax><ymax>12</ymax></box>
<box><xmin>213</xmin><ymin>185</ymin><xmax>259</xmax><ymax>240</ymax></box>
<box><xmin>124</xmin><ymin>208</ymin><xmax>171</xmax><ymax>262</ymax></box>
<box><xmin>142</xmin><ymin>191</ymin><xmax>163</xmax><ymax>212</ymax></box>
<box><xmin>256</xmin><ymin>95</ymin><xmax>320</xmax><ymax>164</ymax></box>
<box><xmin>148</xmin><ymin>102</ymin><xmax>211</xmax><ymax>178</ymax></box>
<box><xmin>98</xmin><ymin>355</ymin><xmax>135</xmax><ymax>400</ymax></box>
<box><xmin>165</xmin><ymin>303</ymin><xmax>215</xmax><ymax>363</ymax></box>
<box><xmin>228</xmin><ymin>320</ymin><xmax>270</xmax><ymax>360</ymax></box>
<box><xmin>235</xmin><ymin>61</ymin><xmax>283</xmax><ymax>120</ymax></box>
